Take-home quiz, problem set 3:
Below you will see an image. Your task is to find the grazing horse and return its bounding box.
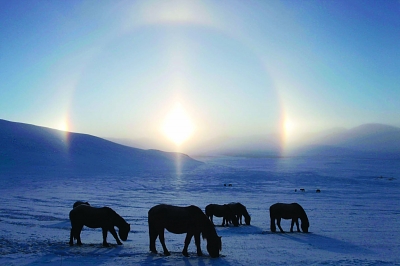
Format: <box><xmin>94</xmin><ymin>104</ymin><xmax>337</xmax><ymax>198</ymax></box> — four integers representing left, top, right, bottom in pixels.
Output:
<box><xmin>228</xmin><ymin>202</ymin><xmax>251</xmax><ymax>225</ymax></box>
<box><xmin>148</xmin><ymin>204</ymin><xmax>222</xmax><ymax>258</ymax></box>
<box><xmin>69</xmin><ymin>204</ymin><xmax>130</xmax><ymax>247</ymax></box>
<box><xmin>269</xmin><ymin>203</ymin><xmax>309</xmax><ymax>233</ymax></box>
<box><xmin>72</xmin><ymin>201</ymin><xmax>90</xmax><ymax>208</ymax></box>
<box><xmin>205</xmin><ymin>204</ymin><xmax>239</xmax><ymax>227</ymax></box>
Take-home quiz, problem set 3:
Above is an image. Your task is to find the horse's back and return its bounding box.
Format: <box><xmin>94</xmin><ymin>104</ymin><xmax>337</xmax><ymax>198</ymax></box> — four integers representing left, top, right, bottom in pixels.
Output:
<box><xmin>228</xmin><ymin>202</ymin><xmax>245</xmax><ymax>212</ymax></box>
<box><xmin>70</xmin><ymin>205</ymin><xmax>115</xmax><ymax>227</ymax></box>
<box><xmin>270</xmin><ymin>203</ymin><xmax>304</xmax><ymax>218</ymax></box>
<box><xmin>73</xmin><ymin>201</ymin><xmax>90</xmax><ymax>208</ymax></box>
<box><xmin>205</xmin><ymin>204</ymin><xmax>215</xmax><ymax>214</ymax></box>
<box><xmin>148</xmin><ymin>204</ymin><xmax>197</xmax><ymax>223</ymax></box>
<box><xmin>148</xmin><ymin>204</ymin><xmax>205</xmax><ymax>233</ymax></box>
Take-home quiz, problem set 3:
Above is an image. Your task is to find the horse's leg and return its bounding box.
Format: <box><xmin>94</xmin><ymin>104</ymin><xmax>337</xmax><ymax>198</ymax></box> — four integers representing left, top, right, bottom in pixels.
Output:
<box><xmin>182</xmin><ymin>232</ymin><xmax>194</xmax><ymax>257</ymax></box>
<box><xmin>69</xmin><ymin>228</ymin><xmax>74</xmax><ymax>246</ymax></box>
<box><xmin>239</xmin><ymin>214</ymin><xmax>243</xmax><ymax>225</ymax></box>
<box><xmin>75</xmin><ymin>224</ymin><xmax>84</xmax><ymax>245</ymax></box>
<box><xmin>290</xmin><ymin>219</ymin><xmax>295</xmax><ymax>232</ymax></box>
<box><xmin>159</xmin><ymin>229</ymin><xmax>170</xmax><ymax>256</ymax></box>
<box><xmin>277</xmin><ymin>218</ymin><xmax>284</xmax><ymax>233</ymax></box>
<box><xmin>101</xmin><ymin>228</ymin><xmax>110</xmax><ymax>247</ymax></box>
<box><xmin>295</xmin><ymin>218</ymin><xmax>300</xmax><ymax>232</ymax></box>
<box><xmin>149</xmin><ymin>225</ymin><xmax>158</xmax><ymax>253</ymax></box>
<box><xmin>270</xmin><ymin>218</ymin><xmax>276</xmax><ymax>232</ymax></box>
<box><xmin>222</xmin><ymin>216</ymin><xmax>226</xmax><ymax>226</ymax></box>
<box><xmin>194</xmin><ymin>232</ymin><xmax>203</xmax><ymax>256</ymax></box>
<box><xmin>109</xmin><ymin>226</ymin><xmax>123</xmax><ymax>245</ymax></box>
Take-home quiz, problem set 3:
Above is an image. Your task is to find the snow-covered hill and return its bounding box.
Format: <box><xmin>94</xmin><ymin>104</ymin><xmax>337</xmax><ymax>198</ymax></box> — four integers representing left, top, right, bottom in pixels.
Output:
<box><xmin>290</xmin><ymin>123</ymin><xmax>400</xmax><ymax>158</ymax></box>
<box><xmin>0</xmin><ymin>119</ymin><xmax>202</xmax><ymax>176</ymax></box>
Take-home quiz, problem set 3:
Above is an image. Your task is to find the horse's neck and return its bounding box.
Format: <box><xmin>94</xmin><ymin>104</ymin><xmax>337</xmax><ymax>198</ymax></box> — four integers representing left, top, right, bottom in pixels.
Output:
<box><xmin>299</xmin><ymin>211</ymin><xmax>308</xmax><ymax>223</ymax></box>
<box><xmin>201</xmin><ymin>217</ymin><xmax>217</xmax><ymax>239</ymax></box>
<box><xmin>114</xmin><ymin>213</ymin><xmax>127</xmax><ymax>227</ymax></box>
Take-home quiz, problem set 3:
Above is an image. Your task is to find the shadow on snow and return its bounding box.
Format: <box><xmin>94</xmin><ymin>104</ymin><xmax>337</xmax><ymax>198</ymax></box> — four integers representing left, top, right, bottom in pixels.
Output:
<box><xmin>277</xmin><ymin>232</ymin><xmax>372</xmax><ymax>255</ymax></box>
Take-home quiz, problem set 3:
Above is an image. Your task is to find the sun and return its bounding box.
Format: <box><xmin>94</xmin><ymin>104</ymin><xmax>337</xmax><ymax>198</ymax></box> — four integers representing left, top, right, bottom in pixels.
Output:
<box><xmin>57</xmin><ymin>119</ymin><xmax>69</xmax><ymax>132</ymax></box>
<box><xmin>284</xmin><ymin>119</ymin><xmax>295</xmax><ymax>137</ymax></box>
<box><xmin>162</xmin><ymin>103</ymin><xmax>195</xmax><ymax>146</ymax></box>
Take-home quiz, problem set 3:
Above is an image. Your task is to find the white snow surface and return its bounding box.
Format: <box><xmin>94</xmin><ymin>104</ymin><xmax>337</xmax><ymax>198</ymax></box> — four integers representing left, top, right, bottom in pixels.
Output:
<box><xmin>0</xmin><ymin>155</ymin><xmax>399</xmax><ymax>265</ymax></box>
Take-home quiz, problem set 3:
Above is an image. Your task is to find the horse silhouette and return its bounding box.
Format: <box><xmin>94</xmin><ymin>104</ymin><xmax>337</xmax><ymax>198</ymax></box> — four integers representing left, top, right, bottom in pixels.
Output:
<box><xmin>69</xmin><ymin>204</ymin><xmax>130</xmax><ymax>247</ymax></box>
<box><xmin>72</xmin><ymin>201</ymin><xmax>90</xmax><ymax>208</ymax></box>
<box><xmin>205</xmin><ymin>204</ymin><xmax>239</xmax><ymax>227</ymax></box>
<box><xmin>269</xmin><ymin>203</ymin><xmax>309</xmax><ymax>233</ymax></box>
<box><xmin>228</xmin><ymin>202</ymin><xmax>251</xmax><ymax>225</ymax></box>
<box><xmin>148</xmin><ymin>204</ymin><xmax>222</xmax><ymax>258</ymax></box>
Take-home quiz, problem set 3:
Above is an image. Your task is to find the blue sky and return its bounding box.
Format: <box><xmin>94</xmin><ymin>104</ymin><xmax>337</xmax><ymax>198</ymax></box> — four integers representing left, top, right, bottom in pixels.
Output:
<box><xmin>1</xmin><ymin>0</ymin><xmax>399</xmax><ymax>151</ymax></box>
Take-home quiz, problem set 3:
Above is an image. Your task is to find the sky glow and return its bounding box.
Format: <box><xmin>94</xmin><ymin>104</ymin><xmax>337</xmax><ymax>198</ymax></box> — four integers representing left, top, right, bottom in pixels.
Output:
<box><xmin>0</xmin><ymin>0</ymin><xmax>399</xmax><ymax>153</ymax></box>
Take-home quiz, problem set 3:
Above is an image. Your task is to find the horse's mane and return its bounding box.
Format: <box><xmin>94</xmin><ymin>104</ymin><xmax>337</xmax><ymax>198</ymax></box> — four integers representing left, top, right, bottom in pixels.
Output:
<box><xmin>296</xmin><ymin>204</ymin><xmax>309</xmax><ymax>224</ymax></box>
<box><xmin>241</xmin><ymin>205</ymin><xmax>250</xmax><ymax>218</ymax></box>
<box><xmin>106</xmin><ymin>207</ymin><xmax>127</xmax><ymax>226</ymax></box>
<box><xmin>200</xmin><ymin>212</ymin><xmax>218</xmax><ymax>240</ymax></box>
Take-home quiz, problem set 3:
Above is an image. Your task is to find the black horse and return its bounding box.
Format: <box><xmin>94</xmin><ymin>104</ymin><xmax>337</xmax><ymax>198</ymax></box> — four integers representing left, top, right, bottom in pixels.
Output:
<box><xmin>228</xmin><ymin>202</ymin><xmax>251</xmax><ymax>225</ymax></box>
<box><xmin>69</xmin><ymin>204</ymin><xmax>131</xmax><ymax>247</ymax></box>
<box><xmin>205</xmin><ymin>204</ymin><xmax>239</xmax><ymax>227</ymax></box>
<box><xmin>72</xmin><ymin>201</ymin><xmax>90</xmax><ymax>208</ymax></box>
<box><xmin>148</xmin><ymin>204</ymin><xmax>222</xmax><ymax>258</ymax></box>
<box><xmin>269</xmin><ymin>203</ymin><xmax>309</xmax><ymax>233</ymax></box>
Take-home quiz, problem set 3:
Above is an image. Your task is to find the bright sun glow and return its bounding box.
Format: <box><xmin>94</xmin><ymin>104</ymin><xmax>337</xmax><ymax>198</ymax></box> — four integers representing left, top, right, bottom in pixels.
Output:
<box><xmin>162</xmin><ymin>103</ymin><xmax>195</xmax><ymax>146</ymax></box>
<box><xmin>57</xmin><ymin>120</ymin><xmax>69</xmax><ymax>132</ymax></box>
<box><xmin>284</xmin><ymin>119</ymin><xmax>295</xmax><ymax>137</ymax></box>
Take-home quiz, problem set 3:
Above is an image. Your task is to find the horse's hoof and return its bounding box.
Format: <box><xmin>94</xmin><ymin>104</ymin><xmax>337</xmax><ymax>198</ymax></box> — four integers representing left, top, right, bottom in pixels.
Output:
<box><xmin>117</xmin><ymin>242</ymin><xmax>123</xmax><ymax>245</ymax></box>
<box><xmin>103</xmin><ymin>243</ymin><xmax>110</xmax><ymax>247</ymax></box>
<box><xmin>183</xmin><ymin>252</ymin><xmax>189</xmax><ymax>257</ymax></box>
<box><xmin>164</xmin><ymin>251</ymin><xmax>171</xmax><ymax>256</ymax></box>
<box><xmin>197</xmin><ymin>252</ymin><xmax>203</xmax><ymax>257</ymax></box>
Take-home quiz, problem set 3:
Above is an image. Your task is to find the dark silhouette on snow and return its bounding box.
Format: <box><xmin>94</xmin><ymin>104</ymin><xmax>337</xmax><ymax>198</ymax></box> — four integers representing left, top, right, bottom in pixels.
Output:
<box><xmin>228</xmin><ymin>202</ymin><xmax>251</xmax><ymax>225</ymax></box>
<box><xmin>148</xmin><ymin>204</ymin><xmax>222</xmax><ymax>258</ymax></box>
<box><xmin>205</xmin><ymin>204</ymin><xmax>239</xmax><ymax>227</ymax></box>
<box><xmin>72</xmin><ymin>201</ymin><xmax>90</xmax><ymax>208</ymax></box>
<box><xmin>69</xmin><ymin>204</ymin><xmax>130</xmax><ymax>247</ymax></box>
<box><xmin>270</xmin><ymin>203</ymin><xmax>309</xmax><ymax>233</ymax></box>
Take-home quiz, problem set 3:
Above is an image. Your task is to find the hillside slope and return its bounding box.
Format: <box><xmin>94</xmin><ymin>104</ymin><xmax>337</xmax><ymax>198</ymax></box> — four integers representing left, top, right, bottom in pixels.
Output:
<box><xmin>0</xmin><ymin>119</ymin><xmax>202</xmax><ymax>176</ymax></box>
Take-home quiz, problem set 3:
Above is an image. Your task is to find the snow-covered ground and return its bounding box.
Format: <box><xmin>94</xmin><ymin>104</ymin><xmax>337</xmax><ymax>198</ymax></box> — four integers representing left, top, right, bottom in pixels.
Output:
<box><xmin>0</xmin><ymin>155</ymin><xmax>399</xmax><ymax>265</ymax></box>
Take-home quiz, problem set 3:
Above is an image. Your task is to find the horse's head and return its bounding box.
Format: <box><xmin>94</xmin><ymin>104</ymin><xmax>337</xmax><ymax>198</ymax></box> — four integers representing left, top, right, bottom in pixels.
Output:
<box><xmin>207</xmin><ymin>236</ymin><xmax>222</xmax><ymax>258</ymax></box>
<box><xmin>301</xmin><ymin>221</ymin><xmax>309</xmax><ymax>233</ymax></box>
<box><xmin>118</xmin><ymin>223</ymin><xmax>131</xmax><ymax>241</ymax></box>
<box><xmin>244</xmin><ymin>215</ymin><xmax>251</xmax><ymax>225</ymax></box>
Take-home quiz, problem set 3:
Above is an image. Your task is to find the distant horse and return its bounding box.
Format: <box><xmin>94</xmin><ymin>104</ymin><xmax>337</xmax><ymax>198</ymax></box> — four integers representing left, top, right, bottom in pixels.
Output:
<box><xmin>69</xmin><ymin>204</ymin><xmax>130</xmax><ymax>247</ymax></box>
<box><xmin>72</xmin><ymin>201</ymin><xmax>90</xmax><ymax>208</ymax></box>
<box><xmin>205</xmin><ymin>204</ymin><xmax>239</xmax><ymax>227</ymax></box>
<box><xmin>148</xmin><ymin>204</ymin><xmax>222</xmax><ymax>258</ymax></box>
<box><xmin>228</xmin><ymin>202</ymin><xmax>251</xmax><ymax>225</ymax></box>
<box><xmin>269</xmin><ymin>203</ymin><xmax>309</xmax><ymax>233</ymax></box>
